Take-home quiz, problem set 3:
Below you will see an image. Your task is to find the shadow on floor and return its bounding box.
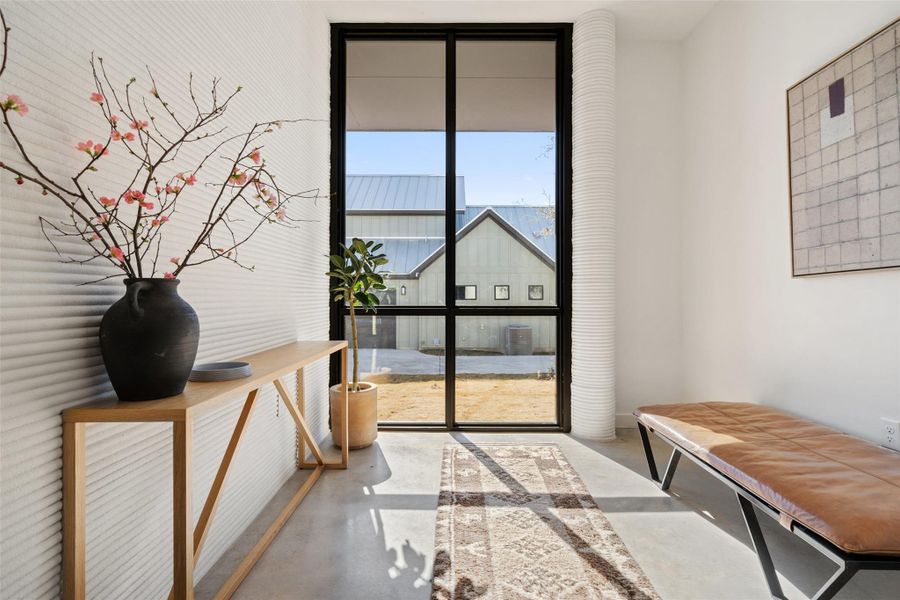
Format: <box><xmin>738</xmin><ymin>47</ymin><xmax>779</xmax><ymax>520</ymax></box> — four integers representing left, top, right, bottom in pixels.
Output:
<box><xmin>195</xmin><ymin>439</ymin><xmax>436</xmax><ymax>600</ymax></box>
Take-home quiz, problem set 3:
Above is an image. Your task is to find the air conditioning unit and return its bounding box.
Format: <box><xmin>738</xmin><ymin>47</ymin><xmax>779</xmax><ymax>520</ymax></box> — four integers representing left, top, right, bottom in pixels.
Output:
<box><xmin>504</xmin><ymin>325</ymin><xmax>533</xmax><ymax>355</ymax></box>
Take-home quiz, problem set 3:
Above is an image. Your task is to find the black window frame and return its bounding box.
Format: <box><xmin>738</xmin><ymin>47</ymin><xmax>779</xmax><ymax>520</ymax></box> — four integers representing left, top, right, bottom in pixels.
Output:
<box><xmin>493</xmin><ymin>284</ymin><xmax>510</xmax><ymax>301</ymax></box>
<box><xmin>330</xmin><ymin>23</ymin><xmax>573</xmax><ymax>432</ymax></box>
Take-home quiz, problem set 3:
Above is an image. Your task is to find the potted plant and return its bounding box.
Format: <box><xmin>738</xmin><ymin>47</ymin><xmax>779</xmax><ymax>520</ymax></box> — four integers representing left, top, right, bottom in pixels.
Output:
<box><xmin>327</xmin><ymin>238</ymin><xmax>388</xmax><ymax>449</ymax></box>
<box><xmin>0</xmin><ymin>10</ymin><xmax>317</xmax><ymax>401</ymax></box>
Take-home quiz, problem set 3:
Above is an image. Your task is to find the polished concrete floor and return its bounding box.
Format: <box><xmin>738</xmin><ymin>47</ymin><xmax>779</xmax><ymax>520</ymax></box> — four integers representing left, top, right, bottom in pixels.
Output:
<box><xmin>197</xmin><ymin>430</ymin><xmax>898</xmax><ymax>600</ymax></box>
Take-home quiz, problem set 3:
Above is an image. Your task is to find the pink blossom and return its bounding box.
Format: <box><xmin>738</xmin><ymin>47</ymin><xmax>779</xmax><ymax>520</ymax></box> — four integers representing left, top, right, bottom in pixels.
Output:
<box><xmin>165</xmin><ymin>184</ymin><xmax>182</xmax><ymax>195</ymax></box>
<box><xmin>123</xmin><ymin>189</ymin><xmax>145</xmax><ymax>204</ymax></box>
<box><xmin>110</xmin><ymin>247</ymin><xmax>125</xmax><ymax>262</ymax></box>
<box><xmin>229</xmin><ymin>169</ymin><xmax>248</xmax><ymax>186</ymax></box>
<box><xmin>111</xmin><ymin>131</ymin><xmax>121</xmax><ymax>141</ymax></box>
<box><xmin>111</xmin><ymin>130</ymin><xmax>134</xmax><ymax>142</ymax></box>
<box><xmin>163</xmin><ymin>272</ymin><xmax>175</xmax><ymax>279</ymax></box>
<box><xmin>76</xmin><ymin>140</ymin><xmax>108</xmax><ymax>158</ymax></box>
<box><xmin>122</xmin><ymin>131</ymin><xmax>135</xmax><ymax>142</ymax></box>
<box><xmin>2</xmin><ymin>94</ymin><xmax>29</xmax><ymax>116</ymax></box>
<box><xmin>169</xmin><ymin>257</ymin><xmax>180</xmax><ymax>265</ymax></box>
<box><xmin>90</xmin><ymin>233</ymin><xmax>101</xmax><ymax>241</ymax></box>
<box><xmin>90</xmin><ymin>92</ymin><xmax>104</xmax><ymax>104</ymax></box>
<box><xmin>138</xmin><ymin>200</ymin><xmax>154</xmax><ymax>210</ymax></box>
<box><xmin>98</xmin><ymin>196</ymin><xmax>116</xmax><ymax>207</ymax></box>
<box><xmin>176</xmin><ymin>172</ymin><xmax>197</xmax><ymax>186</ymax></box>
<box><xmin>109</xmin><ymin>115</ymin><xmax>119</xmax><ymax>126</ymax></box>
<box><xmin>95</xmin><ymin>214</ymin><xmax>111</xmax><ymax>224</ymax></box>
<box><xmin>130</xmin><ymin>120</ymin><xmax>148</xmax><ymax>130</ymax></box>
<box><xmin>249</xmin><ymin>150</ymin><xmax>261</xmax><ymax>164</ymax></box>
<box><xmin>151</xmin><ymin>215</ymin><xmax>169</xmax><ymax>227</ymax></box>
<box><xmin>275</xmin><ymin>209</ymin><xmax>286</xmax><ymax>221</ymax></box>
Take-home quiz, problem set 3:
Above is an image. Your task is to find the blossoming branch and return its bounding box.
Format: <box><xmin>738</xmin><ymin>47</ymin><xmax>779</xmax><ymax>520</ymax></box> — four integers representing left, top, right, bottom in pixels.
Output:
<box><xmin>0</xmin><ymin>8</ymin><xmax>320</xmax><ymax>283</ymax></box>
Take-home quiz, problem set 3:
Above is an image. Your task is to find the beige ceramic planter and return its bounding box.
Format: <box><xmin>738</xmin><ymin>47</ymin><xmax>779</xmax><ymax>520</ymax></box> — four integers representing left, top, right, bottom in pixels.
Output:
<box><xmin>329</xmin><ymin>381</ymin><xmax>378</xmax><ymax>450</ymax></box>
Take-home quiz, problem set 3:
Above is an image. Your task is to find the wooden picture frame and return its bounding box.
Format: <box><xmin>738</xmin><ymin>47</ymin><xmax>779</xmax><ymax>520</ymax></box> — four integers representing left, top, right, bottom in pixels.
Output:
<box><xmin>787</xmin><ymin>18</ymin><xmax>900</xmax><ymax>276</ymax></box>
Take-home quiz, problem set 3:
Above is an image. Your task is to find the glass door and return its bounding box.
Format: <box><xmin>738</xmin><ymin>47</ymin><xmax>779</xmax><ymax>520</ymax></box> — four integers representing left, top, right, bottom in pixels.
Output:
<box><xmin>332</xmin><ymin>26</ymin><xmax>571</xmax><ymax>430</ymax></box>
<box><xmin>454</xmin><ymin>39</ymin><xmax>558</xmax><ymax>423</ymax></box>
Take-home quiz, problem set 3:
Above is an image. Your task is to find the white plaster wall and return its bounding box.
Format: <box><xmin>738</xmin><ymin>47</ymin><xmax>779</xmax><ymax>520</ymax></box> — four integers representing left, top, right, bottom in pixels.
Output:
<box><xmin>681</xmin><ymin>1</ymin><xmax>900</xmax><ymax>442</ymax></box>
<box><xmin>616</xmin><ymin>40</ymin><xmax>684</xmax><ymax>426</ymax></box>
<box><xmin>0</xmin><ymin>1</ymin><xmax>331</xmax><ymax>597</ymax></box>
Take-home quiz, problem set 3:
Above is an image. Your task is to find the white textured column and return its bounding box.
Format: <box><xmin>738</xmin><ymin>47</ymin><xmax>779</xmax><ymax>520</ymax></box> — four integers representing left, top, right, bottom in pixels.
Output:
<box><xmin>571</xmin><ymin>10</ymin><xmax>616</xmax><ymax>440</ymax></box>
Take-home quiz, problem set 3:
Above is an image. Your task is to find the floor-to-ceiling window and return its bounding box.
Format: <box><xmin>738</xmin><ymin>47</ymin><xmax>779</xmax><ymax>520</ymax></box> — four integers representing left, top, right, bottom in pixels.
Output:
<box><xmin>331</xmin><ymin>25</ymin><xmax>572</xmax><ymax>430</ymax></box>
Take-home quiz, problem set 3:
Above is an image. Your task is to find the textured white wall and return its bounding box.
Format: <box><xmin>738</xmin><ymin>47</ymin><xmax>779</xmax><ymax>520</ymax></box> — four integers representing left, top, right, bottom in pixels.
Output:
<box><xmin>681</xmin><ymin>1</ymin><xmax>900</xmax><ymax>442</ymax></box>
<box><xmin>616</xmin><ymin>40</ymin><xmax>684</xmax><ymax>426</ymax></box>
<box><xmin>0</xmin><ymin>1</ymin><xmax>331</xmax><ymax>597</ymax></box>
<box><xmin>571</xmin><ymin>9</ymin><xmax>617</xmax><ymax>440</ymax></box>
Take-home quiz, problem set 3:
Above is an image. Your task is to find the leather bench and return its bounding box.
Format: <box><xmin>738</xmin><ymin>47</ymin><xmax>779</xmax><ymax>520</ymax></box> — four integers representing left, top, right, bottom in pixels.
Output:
<box><xmin>634</xmin><ymin>401</ymin><xmax>900</xmax><ymax>600</ymax></box>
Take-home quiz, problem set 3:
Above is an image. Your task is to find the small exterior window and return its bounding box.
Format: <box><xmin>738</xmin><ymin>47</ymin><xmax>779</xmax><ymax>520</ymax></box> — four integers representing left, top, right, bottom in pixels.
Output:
<box><xmin>494</xmin><ymin>285</ymin><xmax>510</xmax><ymax>301</ymax></box>
<box><xmin>528</xmin><ymin>285</ymin><xmax>544</xmax><ymax>301</ymax></box>
<box><xmin>455</xmin><ymin>285</ymin><xmax>477</xmax><ymax>301</ymax></box>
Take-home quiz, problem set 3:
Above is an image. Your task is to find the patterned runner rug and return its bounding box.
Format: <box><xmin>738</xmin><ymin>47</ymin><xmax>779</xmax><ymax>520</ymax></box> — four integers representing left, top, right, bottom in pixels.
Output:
<box><xmin>431</xmin><ymin>443</ymin><xmax>659</xmax><ymax>600</ymax></box>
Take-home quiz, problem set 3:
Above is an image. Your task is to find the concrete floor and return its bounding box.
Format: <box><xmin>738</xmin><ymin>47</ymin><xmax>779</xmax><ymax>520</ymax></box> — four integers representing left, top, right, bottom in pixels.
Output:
<box><xmin>196</xmin><ymin>430</ymin><xmax>898</xmax><ymax>600</ymax></box>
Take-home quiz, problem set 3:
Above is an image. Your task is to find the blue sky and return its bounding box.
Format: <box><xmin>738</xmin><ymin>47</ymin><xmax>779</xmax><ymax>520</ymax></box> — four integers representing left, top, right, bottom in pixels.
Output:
<box><xmin>346</xmin><ymin>132</ymin><xmax>555</xmax><ymax>206</ymax></box>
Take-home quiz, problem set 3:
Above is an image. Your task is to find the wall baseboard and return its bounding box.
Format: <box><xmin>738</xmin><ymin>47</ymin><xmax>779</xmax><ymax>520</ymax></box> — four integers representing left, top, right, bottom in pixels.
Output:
<box><xmin>616</xmin><ymin>413</ymin><xmax>638</xmax><ymax>428</ymax></box>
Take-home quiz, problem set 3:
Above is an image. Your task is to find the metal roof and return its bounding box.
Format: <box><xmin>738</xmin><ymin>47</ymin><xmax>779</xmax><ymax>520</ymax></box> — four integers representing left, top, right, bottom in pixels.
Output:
<box><xmin>367</xmin><ymin>238</ymin><xmax>445</xmax><ymax>274</ymax></box>
<box><xmin>345</xmin><ymin>175</ymin><xmax>556</xmax><ymax>276</ymax></box>
<box><xmin>346</xmin><ymin>175</ymin><xmax>466</xmax><ymax>212</ymax></box>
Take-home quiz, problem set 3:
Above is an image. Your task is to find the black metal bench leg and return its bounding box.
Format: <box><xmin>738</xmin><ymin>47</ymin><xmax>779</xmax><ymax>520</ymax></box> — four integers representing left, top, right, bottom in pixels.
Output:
<box><xmin>811</xmin><ymin>563</ymin><xmax>857</xmax><ymax>600</ymax></box>
<box><xmin>660</xmin><ymin>448</ymin><xmax>681</xmax><ymax>491</ymax></box>
<box><xmin>637</xmin><ymin>422</ymin><xmax>660</xmax><ymax>483</ymax></box>
<box><xmin>736</xmin><ymin>492</ymin><xmax>786</xmax><ymax>600</ymax></box>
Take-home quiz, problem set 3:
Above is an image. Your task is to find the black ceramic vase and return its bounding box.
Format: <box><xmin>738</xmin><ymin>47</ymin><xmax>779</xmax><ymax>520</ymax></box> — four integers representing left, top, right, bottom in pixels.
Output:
<box><xmin>99</xmin><ymin>278</ymin><xmax>199</xmax><ymax>401</ymax></box>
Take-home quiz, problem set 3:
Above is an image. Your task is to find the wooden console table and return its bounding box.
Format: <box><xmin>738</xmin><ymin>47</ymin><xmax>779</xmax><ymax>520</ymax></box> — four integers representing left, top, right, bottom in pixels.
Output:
<box><xmin>62</xmin><ymin>340</ymin><xmax>348</xmax><ymax>600</ymax></box>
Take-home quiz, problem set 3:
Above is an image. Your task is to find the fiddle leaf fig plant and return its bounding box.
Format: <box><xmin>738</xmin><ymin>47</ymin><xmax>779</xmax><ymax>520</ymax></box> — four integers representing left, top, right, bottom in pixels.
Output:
<box><xmin>327</xmin><ymin>238</ymin><xmax>388</xmax><ymax>392</ymax></box>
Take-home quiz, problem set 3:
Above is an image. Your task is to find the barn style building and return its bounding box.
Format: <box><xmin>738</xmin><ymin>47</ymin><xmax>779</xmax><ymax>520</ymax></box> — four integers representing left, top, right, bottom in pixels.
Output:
<box><xmin>345</xmin><ymin>174</ymin><xmax>557</xmax><ymax>353</ymax></box>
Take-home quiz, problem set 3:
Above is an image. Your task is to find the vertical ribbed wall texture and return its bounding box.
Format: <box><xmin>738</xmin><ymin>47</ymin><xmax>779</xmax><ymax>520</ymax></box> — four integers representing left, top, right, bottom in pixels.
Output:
<box><xmin>571</xmin><ymin>10</ymin><xmax>617</xmax><ymax>440</ymax></box>
<box><xmin>0</xmin><ymin>2</ymin><xmax>331</xmax><ymax>598</ymax></box>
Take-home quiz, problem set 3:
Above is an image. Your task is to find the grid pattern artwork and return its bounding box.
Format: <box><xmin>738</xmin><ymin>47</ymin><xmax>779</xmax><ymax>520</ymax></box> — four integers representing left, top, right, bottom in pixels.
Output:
<box><xmin>788</xmin><ymin>19</ymin><xmax>900</xmax><ymax>275</ymax></box>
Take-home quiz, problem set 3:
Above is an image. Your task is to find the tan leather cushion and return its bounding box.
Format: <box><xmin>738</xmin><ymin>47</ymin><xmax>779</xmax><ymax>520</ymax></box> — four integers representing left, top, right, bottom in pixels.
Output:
<box><xmin>634</xmin><ymin>402</ymin><xmax>900</xmax><ymax>556</ymax></box>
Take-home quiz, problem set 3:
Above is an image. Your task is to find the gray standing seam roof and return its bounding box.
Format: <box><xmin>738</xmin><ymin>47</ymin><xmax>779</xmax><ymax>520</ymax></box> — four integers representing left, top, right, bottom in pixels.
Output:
<box><xmin>345</xmin><ymin>175</ymin><xmax>556</xmax><ymax>275</ymax></box>
<box><xmin>346</xmin><ymin>175</ymin><xmax>466</xmax><ymax>212</ymax></box>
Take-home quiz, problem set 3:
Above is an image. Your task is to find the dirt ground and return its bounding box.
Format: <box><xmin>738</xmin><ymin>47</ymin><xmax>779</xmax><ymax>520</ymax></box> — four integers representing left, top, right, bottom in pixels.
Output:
<box><xmin>367</xmin><ymin>376</ymin><xmax>557</xmax><ymax>423</ymax></box>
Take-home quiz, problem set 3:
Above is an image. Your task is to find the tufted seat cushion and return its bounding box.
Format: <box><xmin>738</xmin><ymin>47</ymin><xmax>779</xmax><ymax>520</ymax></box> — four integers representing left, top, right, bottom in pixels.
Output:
<box><xmin>634</xmin><ymin>402</ymin><xmax>900</xmax><ymax>556</ymax></box>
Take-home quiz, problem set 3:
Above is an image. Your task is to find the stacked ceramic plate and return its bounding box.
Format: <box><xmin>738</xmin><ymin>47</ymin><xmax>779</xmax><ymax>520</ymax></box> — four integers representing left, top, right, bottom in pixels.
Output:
<box><xmin>189</xmin><ymin>361</ymin><xmax>252</xmax><ymax>382</ymax></box>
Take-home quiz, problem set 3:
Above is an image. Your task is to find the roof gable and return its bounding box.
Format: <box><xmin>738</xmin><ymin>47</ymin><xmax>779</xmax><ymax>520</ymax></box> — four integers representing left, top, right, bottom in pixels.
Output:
<box><xmin>407</xmin><ymin>208</ymin><xmax>555</xmax><ymax>275</ymax></box>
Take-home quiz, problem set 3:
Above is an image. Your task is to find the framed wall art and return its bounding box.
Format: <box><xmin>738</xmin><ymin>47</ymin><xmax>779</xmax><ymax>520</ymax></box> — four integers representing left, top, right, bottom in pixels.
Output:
<box><xmin>788</xmin><ymin>18</ymin><xmax>900</xmax><ymax>275</ymax></box>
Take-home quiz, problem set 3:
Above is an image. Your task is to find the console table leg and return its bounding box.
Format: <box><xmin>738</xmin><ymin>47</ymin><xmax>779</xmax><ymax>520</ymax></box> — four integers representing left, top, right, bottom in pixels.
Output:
<box><xmin>296</xmin><ymin>367</ymin><xmax>307</xmax><ymax>468</ymax></box>
<box><xmin>340</xmin><ymin>346</ymin><xmax>349</xmax><ymax>469</ymax></box>
<box><xmin>173</xmin><ymin>419</ymin><xmax>194</xmax><ymax>600</ymax></box>
<box><xmin>63</xmin><ymin>422</ymin><xmax>86</xmax><ymax>600</ymax></box>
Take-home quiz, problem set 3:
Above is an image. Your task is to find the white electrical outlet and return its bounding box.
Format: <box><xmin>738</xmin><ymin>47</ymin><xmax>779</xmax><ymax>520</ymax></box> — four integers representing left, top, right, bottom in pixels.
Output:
<box><xmin>882</xmin><ymin>418</ymin><xmax>900</xmax><ymax>451</ymax></box>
